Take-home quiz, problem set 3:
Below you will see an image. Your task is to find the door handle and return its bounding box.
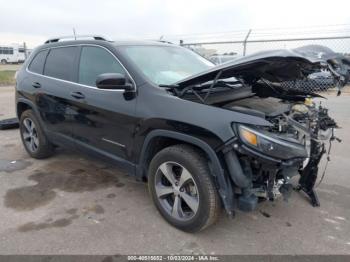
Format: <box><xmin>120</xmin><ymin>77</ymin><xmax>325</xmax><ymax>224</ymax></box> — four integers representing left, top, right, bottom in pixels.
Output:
<box><xmin>32</xmin><ymin>82</ymin><xmax>41</xmax><ymax>88</ymax></box>
<box><xmin>70</xmin><ymin>91</ymin><xmax>85</xmax><ymax>99</ymax></box>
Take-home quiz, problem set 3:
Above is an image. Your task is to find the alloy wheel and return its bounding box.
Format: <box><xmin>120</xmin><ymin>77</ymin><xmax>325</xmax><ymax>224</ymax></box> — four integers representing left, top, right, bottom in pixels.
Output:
<box><xmin>22</xmin><ymin>118</ymin><xmax>39</xmax><ymax>153</ymax></box>
<box><xmin>154</xmin><ymin>161</ymin><xmax>199</xmax><ymax>221</ymax></box>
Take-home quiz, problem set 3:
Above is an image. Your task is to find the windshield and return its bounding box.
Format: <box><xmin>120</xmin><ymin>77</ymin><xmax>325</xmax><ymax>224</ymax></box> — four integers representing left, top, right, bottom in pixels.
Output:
<box><xmin>121</xmin><ymin>45</ymin><xmax>214</xmax><ymax>85</ymax></box>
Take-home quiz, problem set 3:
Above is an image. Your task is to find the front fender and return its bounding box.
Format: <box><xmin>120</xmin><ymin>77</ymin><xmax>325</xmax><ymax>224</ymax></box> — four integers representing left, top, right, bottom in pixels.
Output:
<box><xmin>137</xmin><ymin>129</ymin><xmax>235</xmax><ymax>215</ymax></box>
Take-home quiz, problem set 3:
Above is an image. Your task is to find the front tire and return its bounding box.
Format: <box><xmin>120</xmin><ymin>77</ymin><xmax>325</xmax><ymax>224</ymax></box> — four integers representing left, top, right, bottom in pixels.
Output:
<box><xmin>19</xmin><ymin>110</ymin><xmax>54</xmax><ymax>159</ymax></box>
<box><xmin>148</xmin><ymin>144</ymin><xmax>221</xmax><ymax>232</ymax></box>
<box><xmin>1</xmin><ymin>59</ymin><xmax>7</xmax><ymax>65</ymax></box>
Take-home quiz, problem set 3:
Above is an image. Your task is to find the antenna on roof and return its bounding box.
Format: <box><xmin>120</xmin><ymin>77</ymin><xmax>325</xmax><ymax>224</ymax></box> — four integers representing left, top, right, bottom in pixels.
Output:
<box><xmin>73</xmin><ymin>28</ymin><xmax>77</xmax><ymax>40</ymax></box>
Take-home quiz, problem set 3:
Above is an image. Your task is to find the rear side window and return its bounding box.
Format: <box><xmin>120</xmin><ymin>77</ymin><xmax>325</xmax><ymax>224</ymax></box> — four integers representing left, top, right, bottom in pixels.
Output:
<box><xmin>28</xmin><ymin>50</ymin><xmax>48</xmax><ymax>74</ymax></box>
<box><xmin>78</xmin><ymin>46</ymin><xmax>125</xmax><ymax>87</ymax></box>
<box><xmin>44</xmin><ymin>47</ymin><xmax>78</xmax><ymax>81</ymax></box>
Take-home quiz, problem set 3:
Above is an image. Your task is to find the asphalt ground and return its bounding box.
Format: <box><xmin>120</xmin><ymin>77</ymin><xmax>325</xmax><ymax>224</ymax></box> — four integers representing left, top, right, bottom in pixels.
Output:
<box><xmin>0</xmin><ymin>86</ymin><xmax>349</xmax><ymax>255</ymax></box>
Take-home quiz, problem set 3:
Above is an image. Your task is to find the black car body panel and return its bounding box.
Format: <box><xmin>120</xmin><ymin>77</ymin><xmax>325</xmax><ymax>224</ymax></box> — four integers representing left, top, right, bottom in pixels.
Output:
<box><xmin>16</xmin><ymin>39</ymin><xmax>344</xmax><ymax>217</ymax></box>
<box><xmin>17</xmin><ymin>40</ymin><xmax>272</xmax><ymax>160</ymax></box>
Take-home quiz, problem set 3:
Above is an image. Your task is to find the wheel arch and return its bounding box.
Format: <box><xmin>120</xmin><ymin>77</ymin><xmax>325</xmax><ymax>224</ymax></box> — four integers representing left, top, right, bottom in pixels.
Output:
<box><xmin>17</xmin><ymin>101</ymin><xmax>32</xmax><ymax>119</ymax></box>
<box><xmin>137</xmin><ymin>129</ymin><xmax>235</xmax><ymax>214</ymax></box>
<box><xmin>16</xmin><ymin>98</ymin><xmax>45</xmax><ymax>130</ymax></box>
<box><xmin>137</xmin><ymin>130</ymin><xmax>222</xmax><ymax>177</ymax></box>
<box><xmin>16</xmin><ymin>98</ymin><xmax>41</xmax><ymax>119</ymax></box>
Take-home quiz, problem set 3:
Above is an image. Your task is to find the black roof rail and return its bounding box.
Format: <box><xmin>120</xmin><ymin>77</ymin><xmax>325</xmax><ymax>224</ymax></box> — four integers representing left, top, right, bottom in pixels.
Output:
<box><xmin>44</xmin><ymin>35</ymin><xmax>108</xmax><ymax>44</ymax></box>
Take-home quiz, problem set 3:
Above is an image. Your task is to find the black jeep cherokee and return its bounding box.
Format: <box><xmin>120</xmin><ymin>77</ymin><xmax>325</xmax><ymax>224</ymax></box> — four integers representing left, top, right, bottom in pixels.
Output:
<box><xmin>15</xmin><ymin>36</ymin><xmax>343</xmax><ymax>232</ymax></box>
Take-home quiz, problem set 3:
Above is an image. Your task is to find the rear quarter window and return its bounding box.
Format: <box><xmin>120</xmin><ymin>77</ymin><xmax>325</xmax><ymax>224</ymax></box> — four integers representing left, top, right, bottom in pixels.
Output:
<box><xmin>28</xmin><ymin>50</ymin><xmax>49</xmax><ymax>74</ymax></box>
<box><xmin>44</xmin><ymin>46</ymin><xmax>79</xmax><ymax>81</ymax></box>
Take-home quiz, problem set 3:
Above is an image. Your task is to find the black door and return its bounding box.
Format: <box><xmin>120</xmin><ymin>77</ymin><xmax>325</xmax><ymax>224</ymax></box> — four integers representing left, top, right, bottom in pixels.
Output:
<box><xmin>69</xmin><ymin>45</ymin><xmax>138</xmax><ymax>166</ymax></box>
<box><xmin>34</xmin><ymin>46</ymin><xmax>80</xmax><ymax>145</ymax></box>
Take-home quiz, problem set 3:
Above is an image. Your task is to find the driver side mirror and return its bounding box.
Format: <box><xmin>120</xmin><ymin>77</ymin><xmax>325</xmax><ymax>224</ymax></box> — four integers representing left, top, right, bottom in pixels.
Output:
<box><xmin>96</xmin><ymin>73</ymin><xmax>134</xmax><ymax>91</ymax></box>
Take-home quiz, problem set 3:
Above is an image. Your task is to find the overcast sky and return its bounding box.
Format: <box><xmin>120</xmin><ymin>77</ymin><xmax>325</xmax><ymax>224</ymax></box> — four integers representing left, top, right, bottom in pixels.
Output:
<box><xmin>0</xmin><ymin>0</ymin><xmax>349</xmax><ymax>47</ymax></box>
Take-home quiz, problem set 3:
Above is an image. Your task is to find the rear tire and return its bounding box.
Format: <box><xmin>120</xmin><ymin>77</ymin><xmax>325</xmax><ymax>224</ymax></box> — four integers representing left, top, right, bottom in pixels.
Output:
<box><xmin>1</xmin><ymin>59</ymin><xmax>7</xmax><ymax>65</ymax></box>
<box><xmin>19</xmin><ymin>110</ymin><xmax>54</xmax><ymax>159</ymax></box>
<box><xmin>148</xmin><ymin>144</ymin><xmax>221</xmax><ymax>232</ymax></box>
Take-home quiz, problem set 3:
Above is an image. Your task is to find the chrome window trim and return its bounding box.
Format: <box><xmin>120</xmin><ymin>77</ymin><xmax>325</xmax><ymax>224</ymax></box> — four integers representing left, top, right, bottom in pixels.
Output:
<box><xmin>26</xmin><ymin>43</ymin><xmax>137</xmax><ymax>92</ymax></box>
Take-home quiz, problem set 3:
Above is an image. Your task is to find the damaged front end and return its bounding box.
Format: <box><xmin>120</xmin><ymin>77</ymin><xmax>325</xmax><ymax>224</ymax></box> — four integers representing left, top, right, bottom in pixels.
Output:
<box><xmin>223</xmin><ymin>99</ymin><xmax>339</xmax><ymax>211</ymax></box>
<box><xmin>171</xmin><ymin>46</ymin><xmax>347</xmax><ymax>213</ymax></box>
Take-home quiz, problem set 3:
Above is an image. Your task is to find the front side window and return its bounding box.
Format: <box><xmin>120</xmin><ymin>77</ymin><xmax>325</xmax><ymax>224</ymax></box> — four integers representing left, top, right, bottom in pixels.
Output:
<box><xmin>44</xmin><ymin>46</ymin><xmax>79</xmax><ymax>81</ymax></box>
<box><xmin>28</xmin><ymin>49</ymin><xmax>49</xmax><ymax>74</ymax></box>
<box><xmin>78</xmin><ymin>46</ymin><xmax>125</xmax><ymax>87</ymax></box>
<box><xmin>120</xmin><ymin>45</ymin><xmax>213</xmax><ymax>85</ymax></box>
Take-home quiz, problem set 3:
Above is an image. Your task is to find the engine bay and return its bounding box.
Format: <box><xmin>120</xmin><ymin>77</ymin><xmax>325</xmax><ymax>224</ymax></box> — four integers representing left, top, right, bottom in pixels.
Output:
<box><xmin>215</xmin><ymin>80</ymin><xmax>340</xmax><ymax>206</ymax></box>
<box><xmin>166</xmin><ymin>45</ymin><xmax>348</xmax><ymax>210</ymax></box>
<box><xmin>223</xmin><ymin>96</ymin><xmax>291</xmax><ymax>117</ymax></box>
<box><xmin>177</xmin><ymin>79</ymin><xmax>340</xmax><ymax>207</ymax></box>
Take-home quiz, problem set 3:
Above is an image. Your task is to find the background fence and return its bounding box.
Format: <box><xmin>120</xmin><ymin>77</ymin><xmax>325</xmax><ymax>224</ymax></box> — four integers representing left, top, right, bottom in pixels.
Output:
<box><xmin>162</xmin><ymin>25</ymin><xmax>350</xmax><ymax>92</ymax></box>
<box><xmin>164</xmin><ymin>25</ymin><xmax>350</xmax><ymax>56</ymax></box>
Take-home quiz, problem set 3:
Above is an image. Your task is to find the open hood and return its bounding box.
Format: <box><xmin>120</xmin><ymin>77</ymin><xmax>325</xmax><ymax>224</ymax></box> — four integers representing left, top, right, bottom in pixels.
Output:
<box><xmin>294</xmin><ymin>45</ymin><xmax>350</xmax><ymax>84</ymax></box>
<box><xmin>294</xmin><ymin>45</ymin><xmax>348</xmax><ymax>62</ymax></box>
<box><xmin>175</xmin><ymin>48</ymin><xmax>330</xmax><ymax>88</ymax></box>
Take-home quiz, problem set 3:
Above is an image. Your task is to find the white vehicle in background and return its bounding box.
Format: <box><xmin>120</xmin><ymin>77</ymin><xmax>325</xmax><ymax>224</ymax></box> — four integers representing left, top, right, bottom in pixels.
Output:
<box><xmin>0</xmin><ymin>44</ymin><xmax>26</xmax><ymax>64</ymax></box>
